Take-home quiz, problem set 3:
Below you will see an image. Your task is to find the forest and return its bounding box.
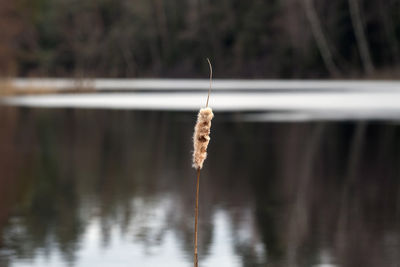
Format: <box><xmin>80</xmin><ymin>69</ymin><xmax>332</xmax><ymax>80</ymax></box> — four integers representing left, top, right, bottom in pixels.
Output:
<box><xmin>0</xmin><ymin>0</ymin><xmax>399</xmax><ymax>78</ymax></box>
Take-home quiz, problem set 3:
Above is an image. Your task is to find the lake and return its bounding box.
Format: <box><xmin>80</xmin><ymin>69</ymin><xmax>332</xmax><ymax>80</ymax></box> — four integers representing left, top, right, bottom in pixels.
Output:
<box><xmin>1</xmin><ymin>80</ymin><xmax>400</xmax><ymax>267</ymax></box>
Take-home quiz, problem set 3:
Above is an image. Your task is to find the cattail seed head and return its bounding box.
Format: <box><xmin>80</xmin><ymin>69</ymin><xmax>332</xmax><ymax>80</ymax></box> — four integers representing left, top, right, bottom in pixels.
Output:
<box><xmin>192</xmin><ymin>107</ymin><xmax>214</xmax><ymax>170</ymax></box>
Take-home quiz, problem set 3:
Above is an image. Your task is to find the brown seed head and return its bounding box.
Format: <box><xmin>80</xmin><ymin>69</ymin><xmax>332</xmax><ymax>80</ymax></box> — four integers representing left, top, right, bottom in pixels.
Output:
<box><xmin>192</xmin><ymin>107</ymin><xmax>214</xmax><ymax>169</ymax></box>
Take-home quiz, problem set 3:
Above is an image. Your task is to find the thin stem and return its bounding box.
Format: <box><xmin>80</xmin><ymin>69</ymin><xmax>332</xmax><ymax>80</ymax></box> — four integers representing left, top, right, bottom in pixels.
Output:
<box><xmin>194</xmin><ymin>168</ymin><xmax>200</xmax><ymax>267</ymax></box>
<box><xmin>194</xmin><ymin>58</ymin><xmax>211</xmax><ymax>267</ymax></box>
<box><xmin>206</xmin><ymin>58</ymin><xmax>212</xmax><ymax>107</ymax></box>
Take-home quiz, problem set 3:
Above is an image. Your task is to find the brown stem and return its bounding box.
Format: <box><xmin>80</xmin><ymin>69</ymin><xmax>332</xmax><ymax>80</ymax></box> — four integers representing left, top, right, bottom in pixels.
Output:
<box><xmin>206</xmin><ymin>58</ymin><xmax>212</xmax><ymax>108</ymax></box>
<box><xmin>194</xmin><ymin>168</ymin><xmax>200</xmax><ymax>267</ymax></box>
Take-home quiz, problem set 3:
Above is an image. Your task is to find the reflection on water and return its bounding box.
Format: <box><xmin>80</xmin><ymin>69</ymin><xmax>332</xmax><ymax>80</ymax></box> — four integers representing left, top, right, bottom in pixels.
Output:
<box><xmin>0</xmin><ymin>106</ymin><xmax>400</xmax><ymax>267</ymax></box>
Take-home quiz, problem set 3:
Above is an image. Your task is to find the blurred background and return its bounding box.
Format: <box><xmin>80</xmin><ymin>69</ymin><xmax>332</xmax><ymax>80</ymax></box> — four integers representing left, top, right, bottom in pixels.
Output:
<box><xmin>0</xmin><ymin>0</ymin><xmax>399</xmax><ymax>78</ymax></box>
<box><xmin>1</xmin><ymin>1</ymin><xmax>400</xmax><ymax>267</ymax></box>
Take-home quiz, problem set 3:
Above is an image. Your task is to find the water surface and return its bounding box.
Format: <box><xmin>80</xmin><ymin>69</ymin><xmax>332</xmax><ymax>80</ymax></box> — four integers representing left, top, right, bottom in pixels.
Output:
<box><xmin>0</xmin><ymin>105</ymin><xmax>400</xmax><ymax>267</ymax></box>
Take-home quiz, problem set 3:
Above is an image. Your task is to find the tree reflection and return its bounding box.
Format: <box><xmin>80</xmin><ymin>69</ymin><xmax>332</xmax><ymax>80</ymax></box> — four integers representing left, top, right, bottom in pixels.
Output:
<box><xmin>0</xmin><ymin>108</ymin><xmax>400</xmax><ymax>266</ymax></box>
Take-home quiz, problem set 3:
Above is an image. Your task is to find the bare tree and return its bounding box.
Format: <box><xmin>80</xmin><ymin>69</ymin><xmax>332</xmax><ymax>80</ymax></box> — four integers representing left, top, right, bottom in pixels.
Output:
<box><xmin>151</xmin><ymin>0</ymin><xmax>169</xmax><ymax>58</ymax></box>
<box><xmin>348</xmin><ymin>0</ymin><xmax>375</xmax><ymax>74</ymax></box>
<box><xmin>378</xmin><ymin>0</ymin><xmax>399</xmax><ymax>65</ymax></box>
<box><xmin>0</xmin><ymin>0</ymin><xmax>24</xmax><ymax>76</ymax></box>
<box><xmin>302</xmin><ymin>0</ymin><xmax>341</xmax><ymax>76</ymax></box>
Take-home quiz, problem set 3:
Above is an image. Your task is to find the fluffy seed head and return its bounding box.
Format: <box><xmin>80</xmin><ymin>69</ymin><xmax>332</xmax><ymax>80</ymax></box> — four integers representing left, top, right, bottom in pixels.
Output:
<box><xmin>192</xmin><ymin>107</ymin><xmax>214</xmax><ymax>169</ymax></box>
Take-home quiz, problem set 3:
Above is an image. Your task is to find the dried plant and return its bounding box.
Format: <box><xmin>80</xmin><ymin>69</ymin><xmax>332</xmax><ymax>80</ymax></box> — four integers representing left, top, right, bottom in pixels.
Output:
<box><xmin>193</xmin><ymin>58</ymin><xmax>214</xmax><ymax>267</ymax></box>
<box><xmin>192</xmin><ymin>107</ymin><xmax>214</xmax><ymax>170</ymax></box>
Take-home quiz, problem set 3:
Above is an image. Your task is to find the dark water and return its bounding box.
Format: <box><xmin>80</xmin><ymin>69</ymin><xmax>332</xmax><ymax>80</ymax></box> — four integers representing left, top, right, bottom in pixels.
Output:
<box><xmin>0</xmin><ymin>106</ymin><xmax>400</xmax><ymax>267</ymax></box>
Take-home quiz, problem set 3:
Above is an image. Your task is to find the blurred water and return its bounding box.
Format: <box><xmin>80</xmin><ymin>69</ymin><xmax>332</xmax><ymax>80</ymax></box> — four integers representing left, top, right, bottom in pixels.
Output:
<box><xmin>0</xmin><ymin>105</ymin><xmax>399</xmax><ymax>267</ymax></box>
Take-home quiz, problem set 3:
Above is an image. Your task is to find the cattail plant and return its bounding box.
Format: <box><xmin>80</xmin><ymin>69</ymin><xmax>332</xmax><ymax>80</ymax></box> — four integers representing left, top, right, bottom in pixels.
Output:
<box><xmin>192</xmin><ymin>58</ymin><xmax>214</xmax><ymax>267</ymax></box>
